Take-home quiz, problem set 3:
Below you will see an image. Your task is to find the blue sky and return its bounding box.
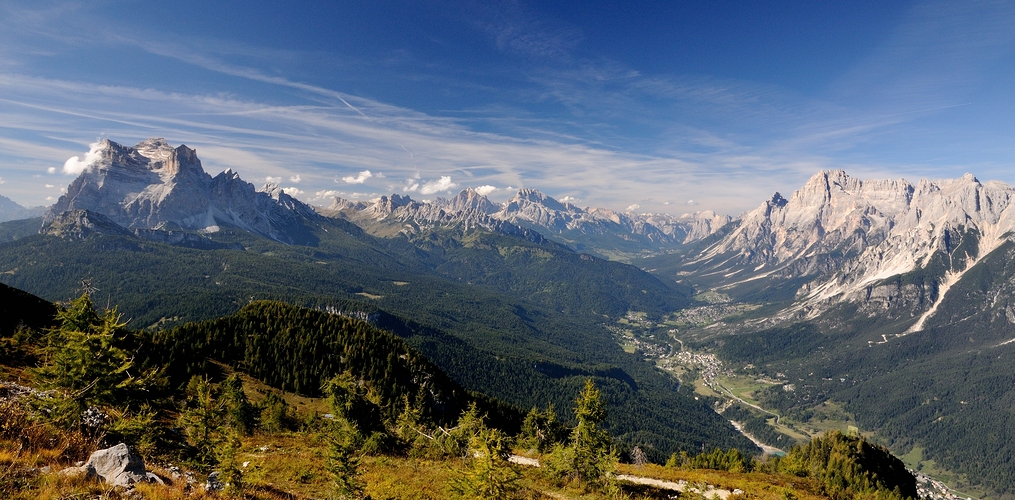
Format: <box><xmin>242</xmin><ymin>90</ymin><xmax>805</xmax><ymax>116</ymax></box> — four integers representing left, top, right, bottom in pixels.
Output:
<box><xmin>1</xmin><ymin>1</ymin><xmax>1014</xmax><ymax>215</ymax></box>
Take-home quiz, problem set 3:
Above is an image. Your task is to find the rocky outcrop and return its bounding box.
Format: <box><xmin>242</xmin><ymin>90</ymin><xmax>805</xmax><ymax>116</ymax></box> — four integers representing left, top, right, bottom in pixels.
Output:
<box><xmin>59</xmin><ymin>443</ymin><xmax>161</xmax><ymax>488</ymax></box>
<box><xmin>47</xmin><ymin>139</ymin><xmax>322</xmax><ymax>245</ymax></box>
<box><xmin>133</xmin><ymin>228</ymin><xmax>237</xmax><ymax>249</ymax></box>
<box><xmin>40</xmin><ymin>209</ymin><xmax>133</xmax><ymax>239</ymax></box>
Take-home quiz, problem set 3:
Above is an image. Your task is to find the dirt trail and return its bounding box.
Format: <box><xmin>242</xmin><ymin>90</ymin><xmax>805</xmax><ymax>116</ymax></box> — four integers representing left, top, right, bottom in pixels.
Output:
<box><xmin>508</xmin><ymin>455</ymin><xmax>741</xmax><ymax>498</ymax></box>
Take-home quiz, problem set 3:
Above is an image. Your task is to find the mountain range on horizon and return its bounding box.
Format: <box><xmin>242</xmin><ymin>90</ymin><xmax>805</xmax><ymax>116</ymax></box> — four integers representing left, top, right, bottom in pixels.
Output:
<box><xmin>8</xmin><ymin>137</ymin><xmax>1015</xmax><ymax>494</ymax></box>
<box><xmin>7</xmin><ymin>139</ymin><xmax>1015</xmax><ymax>313</ymax></box>
<box><xmin>0</xmin><ymin>193</ymin><xmax>45</xmax><ymax>223</ymax></box>
<box><xmin>16</xmin><ymin>137</ymin><xmax>1015</xmax><ymax>265</ymax></box>
<box><xmin>677</xmin><ymin>169</ymin><xmax>1015</xmax><ymax>329</ymax></box>
<box><xmin>4</xmin><ymin>138</ymin><xmax>734</xmax><ymax>256</ymax></box>
<box><xmin>18</xmin><ymin>139</ymin><xmax>1015</xmax><ymax>361</ymax></box>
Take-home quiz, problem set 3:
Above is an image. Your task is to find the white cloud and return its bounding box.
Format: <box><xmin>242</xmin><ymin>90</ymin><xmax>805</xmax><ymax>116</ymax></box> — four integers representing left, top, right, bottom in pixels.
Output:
<box><xmin>45</xmin><ymin>184</ymin><xmax>54</xmax><ymax>188</ymax></box>
<box><xmin>314</xmin><ymin>189</ymin><xmax>344</xmax><ymax>200</ymax></box>
<box><xmin>0</xmin><ymin>177</ymin><xmax>4</xmax><ymax>184</ymax></box>
<box><xmin>290</xmin><ymin>174</ymin><xmax>301</xmax><ymax>183</ymax></box>
<box><xmin>686</xmin><ymin>199</ymin><xmax>698</xmax><ymax>206</ymax></box>
<box><xmin>559</xmin><ymin>195</ymin><xmax>579</xmax><ymax>203</ymax></box>
<box><xmin>420</xmin><ymin>176</ymin><xmax>457</xmax><ymax>195</ymax></box>
<box><xmin>342</xmin><ymin>170</ymin><xmax>373</xmax><ymax>184</ymax></box>
<box><xmin>282</xmin><ymin>186</ymin><xmax>304</xmax><ymax>196</ymax></box>
<box><xmin>265</xmin><ymin>176</ymin><xmax>282</xmax><ymax>184</ymax></box>
<box><xmin>402</xmin><ymin>173</ymin><xmax>421</xmax><ymax>192</ymax></box>
<box><xmin>46</xmin><ymin>196</ymin><xmax>54</xmax><ymax>201</ymax></box>
<box><xmin>475</xmin><ymin>185</ymin><xmax>497</xmax><ymax>196</ymax></box>
<box><xmin>47</xmin><ymin>167</ymin><xmax>56</xmax><ymax>174</ymax></box>
<box><xmin>663</xmin><ymin>201</ymin><xmax>671</xmax><ymax>205</ymax></box>
<box><xmin>626</xmin><ymin>204</ymin><xmax>640</xmax><ymax>212</ymax></box>
<box><xmin>62</xmin><ymin>141</ymin><xmax>102</xmax><ymax>175</ymax></box>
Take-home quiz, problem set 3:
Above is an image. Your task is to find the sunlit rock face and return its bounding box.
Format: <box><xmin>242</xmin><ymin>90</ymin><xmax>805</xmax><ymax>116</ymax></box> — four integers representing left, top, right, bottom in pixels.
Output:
<box><xmin>329</xmin><ymin>186</ymin><xmax>731</xmax><ymax>252</ymax></box>
<box><xmin>46</xmin><ymin>138</ymin><xmax>321</xmax><ymax>244</ymax></box>
<box><xmin>688</xmin><ymin>170</ymin><xmax>1015</xmax><ymax>324</ymax></box>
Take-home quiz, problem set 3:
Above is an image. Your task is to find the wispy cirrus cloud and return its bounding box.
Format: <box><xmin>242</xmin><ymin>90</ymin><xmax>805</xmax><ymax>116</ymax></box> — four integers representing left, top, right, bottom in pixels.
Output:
<box><xmin>1</xmin><ymin>0</ymin><xmax>1014</xmax><ymax>216</ymax></box>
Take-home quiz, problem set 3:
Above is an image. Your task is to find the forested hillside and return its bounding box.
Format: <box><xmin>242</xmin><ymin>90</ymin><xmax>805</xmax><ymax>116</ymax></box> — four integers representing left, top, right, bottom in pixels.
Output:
<box><xmin>0</xmin><ymin>223</ymin><xmax>752</xmax><ymax>459</ymax></box>
<box><xmin>0</xmin><ymin>287</ymin><xmax>920</xmax><ymax>499</ymax></box>
<box><xmin>147</xmin><ymin>300</ymin><xmax>521</xmax><ymax>430</ymax></box>
<box><xmin>0</xmin><ymin>281</ymin><xmax>56</xmax><ymax>336</ymax></box>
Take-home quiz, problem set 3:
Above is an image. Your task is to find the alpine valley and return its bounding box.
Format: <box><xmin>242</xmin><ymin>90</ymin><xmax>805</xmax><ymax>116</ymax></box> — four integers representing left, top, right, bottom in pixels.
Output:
<box><xmin>3</xmin><ymin>138</ymin><xmax>1013</xmax><ymax>497</ymax></box>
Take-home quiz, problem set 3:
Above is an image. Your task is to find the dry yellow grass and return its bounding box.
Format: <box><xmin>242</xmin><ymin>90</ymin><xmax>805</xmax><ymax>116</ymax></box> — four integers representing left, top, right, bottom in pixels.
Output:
<box><xmin>2</xmin><ymin>376</ymin><xmax>826</xmax><ymax>500</ymax></box>
<box><xmin>3</xmin><ymin>427</ymin><xmax>831</xmax><ymax>500</ymax></box>
<box><xmin>616</xmin><ymin>462</ymin><xmax>826</xmax><ymax>500</ymax></box>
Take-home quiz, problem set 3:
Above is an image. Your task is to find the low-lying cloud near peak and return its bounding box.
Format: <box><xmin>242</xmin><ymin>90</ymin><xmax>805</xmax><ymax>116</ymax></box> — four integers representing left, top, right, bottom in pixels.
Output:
<box><xmin>62</xmin><ymin>142</ymin><xmax>103</xmax><ymax>175</ymax></box>
<box><xmin>420</xmin><ymin>176</ymin><xmax>458</xmax><ymax>195</ymax></box>
<box><xmin>474</xmin><ymin>185</ymin><xmax>497</xmax><ymax>196</ymax></box>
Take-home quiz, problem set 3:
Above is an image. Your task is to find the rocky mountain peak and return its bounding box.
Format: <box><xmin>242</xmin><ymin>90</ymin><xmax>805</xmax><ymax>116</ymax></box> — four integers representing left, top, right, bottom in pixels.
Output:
<box><xmin>45</xmin><ymin>138</ymin><xmax>322</xmax><ymax>245</ymax></box>
<box><xmin>443</xmin><ymin>188</ymin><xmax>496</xmax><ymax>214</ymax></box>
<box><xmin>325</xmin><ymin>197</ymin><xmax>367</xmax><ymax>212</ymax></box>
<box><xmin>769</xmin><ymin>192</ymin><xmax>788</xmax><ymax>208</ymax></box>
<box><xmin>134</xmin><ymin>137</ymin><xmax>170</xmax><ymax>150</ymax></box>
<box><xmin>361</xmin><ymin>194</ymin><xmax>414</xmax><ymax>219</ymax></box>
<box><xmin>321</xmin><ymin>185</ymin><xmax>732</xmax><ymax>256</ymax></box>
<box><xmin>686</xmin><ymin>170</ymin><xmax>1015</xmax><ymax>328</ymax></box>
<box><xmin>509</xmin><ymin>188</ymin><xmax>567</xmax><ymax>212</ymax></box>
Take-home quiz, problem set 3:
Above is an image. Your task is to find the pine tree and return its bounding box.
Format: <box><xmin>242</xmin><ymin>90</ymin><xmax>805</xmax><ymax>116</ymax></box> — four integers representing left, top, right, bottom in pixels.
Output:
<box><xmin>444</xmin><ymin>402</ymin><xmax>487</xmax><ymax>458</ymax></box>
<box><xmin>220</xmin><ymin>374</ymin><xmax>257</xmax><ymax>435</ymax></box>
<box><xmin>177</xmin><ymin>376</ymin><xmax>225</xmax><ymax>466</ymax></box>
<box><xmin>569</xmin><ymin>378</ymin><xmax>615</xmax><ymax>483</ymax></box>
<box><xmin>35</xmin><ymin>292</ymin><xmax>160</xmax><ymax>427</ymax></box>
<box><xmin>260</xmin><ymin>392</ymin><xmax>297</xmax><ymax>432</ymax></box>
<box><xmin>326</xmin><ymin>418</ymin><xmax>365</xmax><ymax>499</ymax></box>
<box><xmin>520</xmin><ymin>403</ymin><xmax>564</xmax><ymax>453</ymax></box>
<box><xmin>630</xmin><ymin>446</ymin><xmax>648</xmax><ymax>467</ymax></box>
<box><xmin>216</xmin><ymin>426</ymin><xmax>244</xmax><ymax>494</ymax></box>
<box><xmin>545</xmin><ymin>379</ymin><xmax>619</xmax><ymax>491</ymax></box>
<box><xmin>453</xmin><ymin>428</ymin><xmax>520</xmax><ymax>499</ymax></box>
<box><xmin>395</xmin><ymin>395</ymin><xmax>428</xmax><ymax>453</ymax></box>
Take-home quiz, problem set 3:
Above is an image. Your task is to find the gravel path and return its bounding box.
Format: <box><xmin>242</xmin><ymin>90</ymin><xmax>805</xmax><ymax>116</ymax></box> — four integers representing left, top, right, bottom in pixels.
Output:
<box><xmin>508</xmin><ymin>455</ymin><xmax>741</xmax><ymax>498</ymax></box>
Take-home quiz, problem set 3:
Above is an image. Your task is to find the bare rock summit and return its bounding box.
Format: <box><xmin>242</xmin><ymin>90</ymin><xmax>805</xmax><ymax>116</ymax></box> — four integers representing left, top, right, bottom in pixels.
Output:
<box><xmin>46</xmin><ymin>138</ymin><xmax>322</xmax><ymax>244</ymax></box>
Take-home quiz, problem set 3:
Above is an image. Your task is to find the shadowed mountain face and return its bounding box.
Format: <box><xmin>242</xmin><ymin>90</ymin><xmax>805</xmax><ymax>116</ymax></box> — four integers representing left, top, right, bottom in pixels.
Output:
<box><xmin>0</xmin><ymin>194</ymin><xmax>45</xmax><ymax>223</ymax></box>
<box><xmin>46</xmin><ymin>138</ymin><xmax>322</xmax><ymax>245</ymax></box>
